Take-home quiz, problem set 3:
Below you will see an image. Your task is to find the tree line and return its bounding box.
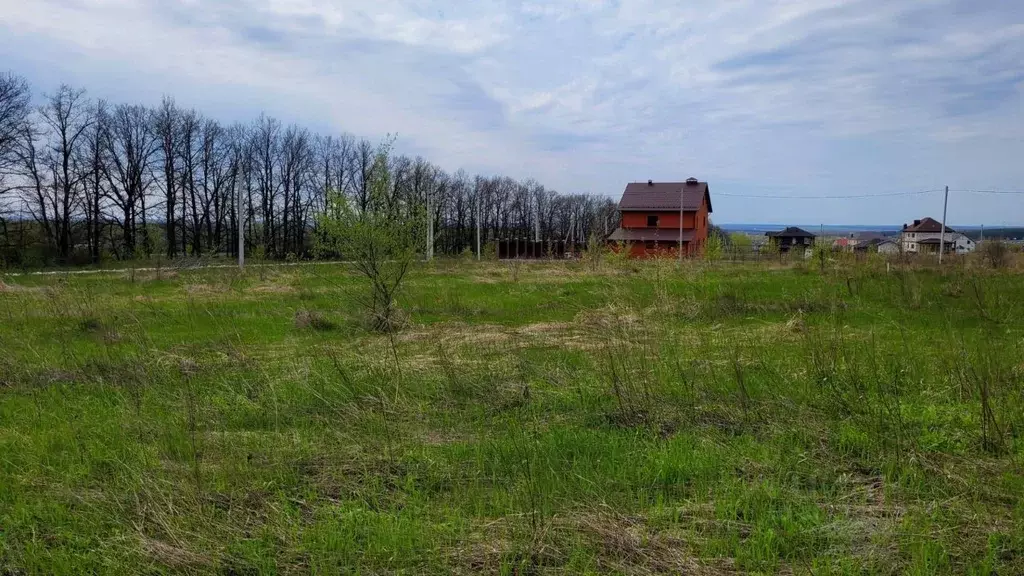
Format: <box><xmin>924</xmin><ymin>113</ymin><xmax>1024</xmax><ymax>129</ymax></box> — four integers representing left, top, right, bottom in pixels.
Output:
<box><xmin>0</xmin><ymin>72</ymin><xmax>619</xmax><ymax>267</ymax></box>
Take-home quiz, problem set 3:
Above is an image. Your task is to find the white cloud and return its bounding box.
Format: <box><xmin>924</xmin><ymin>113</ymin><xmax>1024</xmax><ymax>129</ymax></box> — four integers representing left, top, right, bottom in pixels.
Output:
<box><xmin>1</xmin><ymin>0</ymin><xmax>1022</xmax><ymax>223</ymax></box>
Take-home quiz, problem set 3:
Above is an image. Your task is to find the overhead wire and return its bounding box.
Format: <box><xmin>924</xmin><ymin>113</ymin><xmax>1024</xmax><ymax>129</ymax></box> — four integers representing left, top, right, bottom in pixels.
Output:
<box><xmin>714</xmin><ymin>188</ymin><xmax>1024</xmax><ymax>200</ymax></box>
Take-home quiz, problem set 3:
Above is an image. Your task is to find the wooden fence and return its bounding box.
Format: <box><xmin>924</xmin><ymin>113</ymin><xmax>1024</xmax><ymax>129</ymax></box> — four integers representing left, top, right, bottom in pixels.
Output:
<box><xmin>496</xmin><ymin>239</ymin><xmax>586</xmax><ymax>259</ymax></box>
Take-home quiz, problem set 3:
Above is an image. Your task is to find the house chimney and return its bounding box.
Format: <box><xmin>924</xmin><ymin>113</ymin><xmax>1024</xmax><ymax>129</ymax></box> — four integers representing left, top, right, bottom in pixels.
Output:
<box><xmin>647</xmin><ymin>179</ymin><xmax>653</xmax><ymax>186</ymax></box>
<box><xmin>686</xmin><ymin>177</ymin><xmax>699</xmax><ymax>185</ymax></box>
<box><xmin>913</xmin><ymin>219</ymin><xmax>921</xmax><ymax>226</ymax></box>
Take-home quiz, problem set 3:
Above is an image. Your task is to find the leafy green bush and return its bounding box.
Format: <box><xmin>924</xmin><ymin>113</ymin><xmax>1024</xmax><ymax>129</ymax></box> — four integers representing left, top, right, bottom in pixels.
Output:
<box><xmin>316</xmin><ymin>140</ymin><xmax>424</xmax><ymax>332</ymax></box>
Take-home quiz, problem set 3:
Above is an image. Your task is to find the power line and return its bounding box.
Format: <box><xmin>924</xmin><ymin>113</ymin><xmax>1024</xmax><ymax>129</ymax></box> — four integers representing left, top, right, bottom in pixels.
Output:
<box><xmin>952</xmin><ymin>189</ymin><xmax>1024</xmax><ymax>195</ymax></box>
<box><xmin>715</xmin><ymin>188</ymin><xmax>1024</xmax><ymax>200</ymax></box>
<box><xmin>716</xmin><ymin>189</ymin><xmax>942</xmax><ymax>200</ymax></box>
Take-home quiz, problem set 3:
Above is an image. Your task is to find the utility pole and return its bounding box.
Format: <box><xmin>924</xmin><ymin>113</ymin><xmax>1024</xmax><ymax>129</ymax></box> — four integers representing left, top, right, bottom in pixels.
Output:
<box><xmin>426</xmin><ymin>193</ymin><xmax>433</xmax><ymax>261</ymax></box>
<box><xmin>476</xmin><ymin>197</ymin><xmax>481</xmax><ymax>261</ymax></box>
<box><xmin>939</xmin><ymin>185</ymin><xmax>949</xmax><ymax>264</ymax></box>
<box><xmin>238</xmin><ymin>183</ymin><xmax>244</xmax><ymax>269</ymax></box>
<box><xmin>534</xmin><ymin>197</ymin><xmax>540</xmax><ymax>243</ymax></box>
<box><xmin>569</xmin><ymin>212</ymin><xmax>575</xmax><ymax>251</ymax></box>
<box><xmin>678</xmin><ymin>186</ymin><xmax>684</xmax><ymax>264</ymax></box>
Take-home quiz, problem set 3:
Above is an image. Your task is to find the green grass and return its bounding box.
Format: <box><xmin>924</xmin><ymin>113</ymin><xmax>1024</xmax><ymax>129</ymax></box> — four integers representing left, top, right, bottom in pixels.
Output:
<box><xmin>2</xmin><ymin>258</ymin><xmax>1023</xmax><ymax>574</ymax></box>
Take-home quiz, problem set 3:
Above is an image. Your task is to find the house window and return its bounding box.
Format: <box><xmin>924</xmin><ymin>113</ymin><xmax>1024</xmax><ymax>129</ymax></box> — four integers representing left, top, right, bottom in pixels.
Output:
<box><xmin>647</xmin><ymin>215</ymin><xmax>659</xmax><ymax>227</ymax></box>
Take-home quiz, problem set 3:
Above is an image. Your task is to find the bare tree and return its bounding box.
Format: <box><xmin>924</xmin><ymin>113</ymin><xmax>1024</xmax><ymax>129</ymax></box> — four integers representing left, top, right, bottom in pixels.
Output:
<box><xmin>83</xmin><ymin>100</ymin><xmax>108</xmax><ymax>263</ymax></box>
<box><xmin>0</xmin><ymin>73</ymin><xmax>31</xmax><ymax>190</ymax></box>
<box><xmin>199</xmin><ymin>118</ymin><xmax>232</xmax><ymax>252</ymax></box>
<box><xmin>104</xmin><ymin>104</ymin><xmax>157</xmax><ymax>258</ymax></box>
<box><xmin>36</xmin><ymin>85</ymin><xmax>93</xmax><ymax>261</ymax></box>
<box><xmin>252</xmin><ymin>114</ymin><xmax>281</xmax><ymax>257</ymax></box>
<box><xmin>154</xmin><ymin>97</ymin><xmax>181</xmax><ymax>258</ymax></box>
<box><xmin>178</xmin><ymin>109</ymin><xmax>202</xmax><ymax>256</ymax></box>
<box><xmin>0</xmin><ymin>74</ymin><xmax>31</xmax><ymax>254</ymax></box>
<box><xmin>353</xmin><ymin>138</ymin><xmax>375</xmax><ymax>212</ymax></box>
<box><xmin>313</xmin><ymin>133</ymin><xmax>354</xmax><ymax>217</ymax></box>
<box><xmin>279</xmin><ymin>125</ymin><xmax>311</xmax><ymax>256</ymax></box>
<box><xmin>1</xmin><ymin>73</ymin><xmax>616</xmax><ymax>265</ymax></box>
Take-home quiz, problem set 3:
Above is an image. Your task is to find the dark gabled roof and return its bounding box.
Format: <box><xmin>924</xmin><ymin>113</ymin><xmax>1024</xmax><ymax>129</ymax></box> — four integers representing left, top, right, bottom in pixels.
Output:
<box><xmin>618</xmin><ymin>180</ymin><xmax>712</xmax><ymax>213</ymax></box>
<box><xmin>608</xmin><ymin>228</ymin><xmax>696</xmax><ymax>243</ymax></box>
<box><xmin>854</xmin><ymin>237</ymin><xmax>896</xmax><ymax>251</ymax></box>
<box><xmin>903</xmin><ymin>217</ymin><xmax>955</xmax><ymax>234</ymax></box>
<box><xmin>766</xmin><ymin>226</ymin><xmax>816</xmax><ymax>238</ymax></box>
<box><xmin>853</xmin><ymin>232</ymin><xmax>890</xmax><ymax>241</ymax></box>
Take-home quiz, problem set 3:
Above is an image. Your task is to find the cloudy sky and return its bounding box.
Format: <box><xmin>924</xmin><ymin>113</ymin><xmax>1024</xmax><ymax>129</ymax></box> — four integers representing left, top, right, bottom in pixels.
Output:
<box><xmin>2</xmin><ymin>0</ymin><xmax>1022</xmax><ymax>225</ymax></box>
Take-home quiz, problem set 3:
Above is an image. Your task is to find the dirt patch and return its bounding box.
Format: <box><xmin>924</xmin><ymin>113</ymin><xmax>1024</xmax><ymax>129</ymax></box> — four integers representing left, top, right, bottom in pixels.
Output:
<box><xmin>183</xmin><ymin>283</ymin><xmax>230</xmax><ymax>296</ymax></box>
<box><xmin>295</xmin><ymin>309</ymin><xmax>335</xmax><ymax>331</ymax></box>
<box><xmin>126</xmin><ymin>269</ymin><xmax>179</xmax><ymax>282</ymax></box>
<box><xmin>141</xmin><ymin>537</ymin><xmax>213</xmax><ymax>570</ymax></box>
<box><xmin>818</xmin><ymin>472</ymin><xmax>904</xmax><ymax>564</ymax></box>
<box><xmin>403</xmin><ymin>353</ymin><xmax>439</xmax><ymax>370</ymax></box>
<box><xmin>574</xmin><ymin>306</ymin><xmax>642</xmax><ymax>332</ymax></box>
<box><xmin>37</xmin><ymin>368</ymin><xmax>81</xmax><ymax>386</ymax></box>
<box><xmin>567</xmin><ymin>511</ymin><xmax>735</xmax><ymax>575</ymax></box>
<box><xmin>516</xmin><ymin>321</ymin><xmax>574</xmax><ymax>336</ymax></box>
<box><xmin>457</xmin><ymin>511</ymin><xmax>737</xmax><ymax>575</ymax></box>
<box><xmin>399</xmin><ymin>321</ymin><xmax>594</xmax><ymax>351</ymax></box>
<box><xmin>784</xmin><ymin>312</ymin><xmax>807</xmax><ymax>333</ymax></box>
<box><xmin>420</xmin><ymin>429</ymin><xmax>469</xmax><ymax>446</ymax></box>
<box><xmin>398</xmin><ymin>323</ymin><xmax>507</xmax><ymax>346</ymax></box>
<box><xmin>250</xmin><ymin>283</ymin><xmax>298</xmax><ymax>294</ymax></box>
<box><xmin>468</xmin><ymin>275</ymin><xmax>504</xmax><ymax>285</ymax></box>
<box><xmin>0</xmin><ymin>279</ymin><xmax>49</xmax><ymax>294</ymax></box>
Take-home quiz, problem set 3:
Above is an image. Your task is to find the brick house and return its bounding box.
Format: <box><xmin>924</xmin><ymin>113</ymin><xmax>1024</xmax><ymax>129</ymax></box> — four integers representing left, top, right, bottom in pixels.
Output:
<box><xmin>900</xmin><ymin>217</ymin><xmax>975</xmax><ymax>254</ymax></box>
<box><xmin>607</xmin><ymin>178</ymin><xmax>712</xmax><ymax>257</ymax></box>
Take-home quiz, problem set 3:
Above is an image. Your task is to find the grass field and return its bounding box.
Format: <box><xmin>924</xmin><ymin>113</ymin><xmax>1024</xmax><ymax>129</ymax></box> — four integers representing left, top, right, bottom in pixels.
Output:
<box><xmin>1</xmin><ymin>258</ymin><xmax>1023</xmax><ymax>574</ymax></box>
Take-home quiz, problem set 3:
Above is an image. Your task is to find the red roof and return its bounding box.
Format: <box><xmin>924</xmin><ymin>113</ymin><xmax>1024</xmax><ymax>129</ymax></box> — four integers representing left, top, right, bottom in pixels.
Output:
<box><xmin>618</xmin><ymin>180</ymin><xmax>712</xmax><ymax>213</ymax></box>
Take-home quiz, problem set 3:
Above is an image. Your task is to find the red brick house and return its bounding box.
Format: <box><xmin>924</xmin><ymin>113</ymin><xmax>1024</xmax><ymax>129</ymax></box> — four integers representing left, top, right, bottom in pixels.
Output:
<box><xmin>607</xmin><ymin>178</ymin><xmax>713</xmax><ymax>257</ymax></box>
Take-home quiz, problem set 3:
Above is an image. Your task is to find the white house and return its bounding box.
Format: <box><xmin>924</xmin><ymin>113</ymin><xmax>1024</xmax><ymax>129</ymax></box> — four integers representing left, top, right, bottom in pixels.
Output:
<box><xmin>852</xmin><ymin>237</ymin><xmax>900</xmax><ymax>255</ymax></box>
<box><xmin>949</xmin><ymin>233</ymin><xmax>976</xmax><ymax>253</ymax></box>
<box><xmin>876</xmin><ymin>239</ymin><xmax>901</xmax><ymax>254</ymax></box>
<box><xmin>900</xmin><ymin>217</ymin><xmax>975</xmax><ymax>254</ymax></box>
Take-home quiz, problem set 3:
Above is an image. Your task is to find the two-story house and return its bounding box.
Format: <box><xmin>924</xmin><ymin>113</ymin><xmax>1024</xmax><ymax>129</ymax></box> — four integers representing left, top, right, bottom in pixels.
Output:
<box><xmin>901</xmin><ymin>217</ymin><xmax>975</xmax><ymax>254</ymax></box>
<box><xmin>607</xmin><ymin>178</ymin><xmax>712</xmax><ymax>257</ymax></box>
<box><xmin>765</xmin><ymin>227</ymin><xmax>816</xmax><ymax>253</ymax></box>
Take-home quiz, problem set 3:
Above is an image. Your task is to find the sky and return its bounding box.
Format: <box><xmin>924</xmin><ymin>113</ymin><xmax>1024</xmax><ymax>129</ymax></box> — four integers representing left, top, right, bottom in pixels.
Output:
<box><xmin>1</xmin><ymin>0</ymin><xmax>1022</xmax><ymax>225</ymax></box>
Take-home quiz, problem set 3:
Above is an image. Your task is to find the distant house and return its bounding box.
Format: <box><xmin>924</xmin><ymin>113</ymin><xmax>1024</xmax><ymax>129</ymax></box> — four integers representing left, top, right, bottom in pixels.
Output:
<box><xmin>900</xmin><ymin>218</ymin><xmax>975</xmax><ymax>254</ymax></box>
<box><xmin>852</xmin><ymin>232</ymin><xmax>889</xmax><ymax>247</ymax></box>
<box><xmin>854</xmin><ymin>237</ymin><xmax>899</xmax><ymax>254</ymax></box>
<box><xmin>607</xmin><ymin>178</ymin><xmax>713</xmax><ymax>257</ymax></box>
<box><xmin>834</xmin><ymin>232</ymin><xmax>889</xmax><ymax>251</ymax></box>
<box><xmin>766</xmin><ymin>227</ymin><xmax>816</xmax><ymax>253</ymax></box>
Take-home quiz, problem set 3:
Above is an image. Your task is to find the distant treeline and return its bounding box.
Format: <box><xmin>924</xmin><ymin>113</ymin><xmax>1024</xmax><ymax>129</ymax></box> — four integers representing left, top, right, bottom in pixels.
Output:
<box><xmin>961</xmin><ymin>228</ymin><xmax>1024</xmax><ymax>242</ymax></box>
<box><xmin>0</xmin><ymin>72</ymin><xmax>619</xmax><ymax>268</ymax></box>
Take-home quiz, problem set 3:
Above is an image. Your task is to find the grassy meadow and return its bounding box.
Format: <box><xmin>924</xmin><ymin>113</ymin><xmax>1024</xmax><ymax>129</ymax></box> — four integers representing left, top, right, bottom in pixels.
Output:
<box><xmin>1</xmin><ymin>256</ymin><xmax>1023</xmax><ymax>574</ymax></box>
